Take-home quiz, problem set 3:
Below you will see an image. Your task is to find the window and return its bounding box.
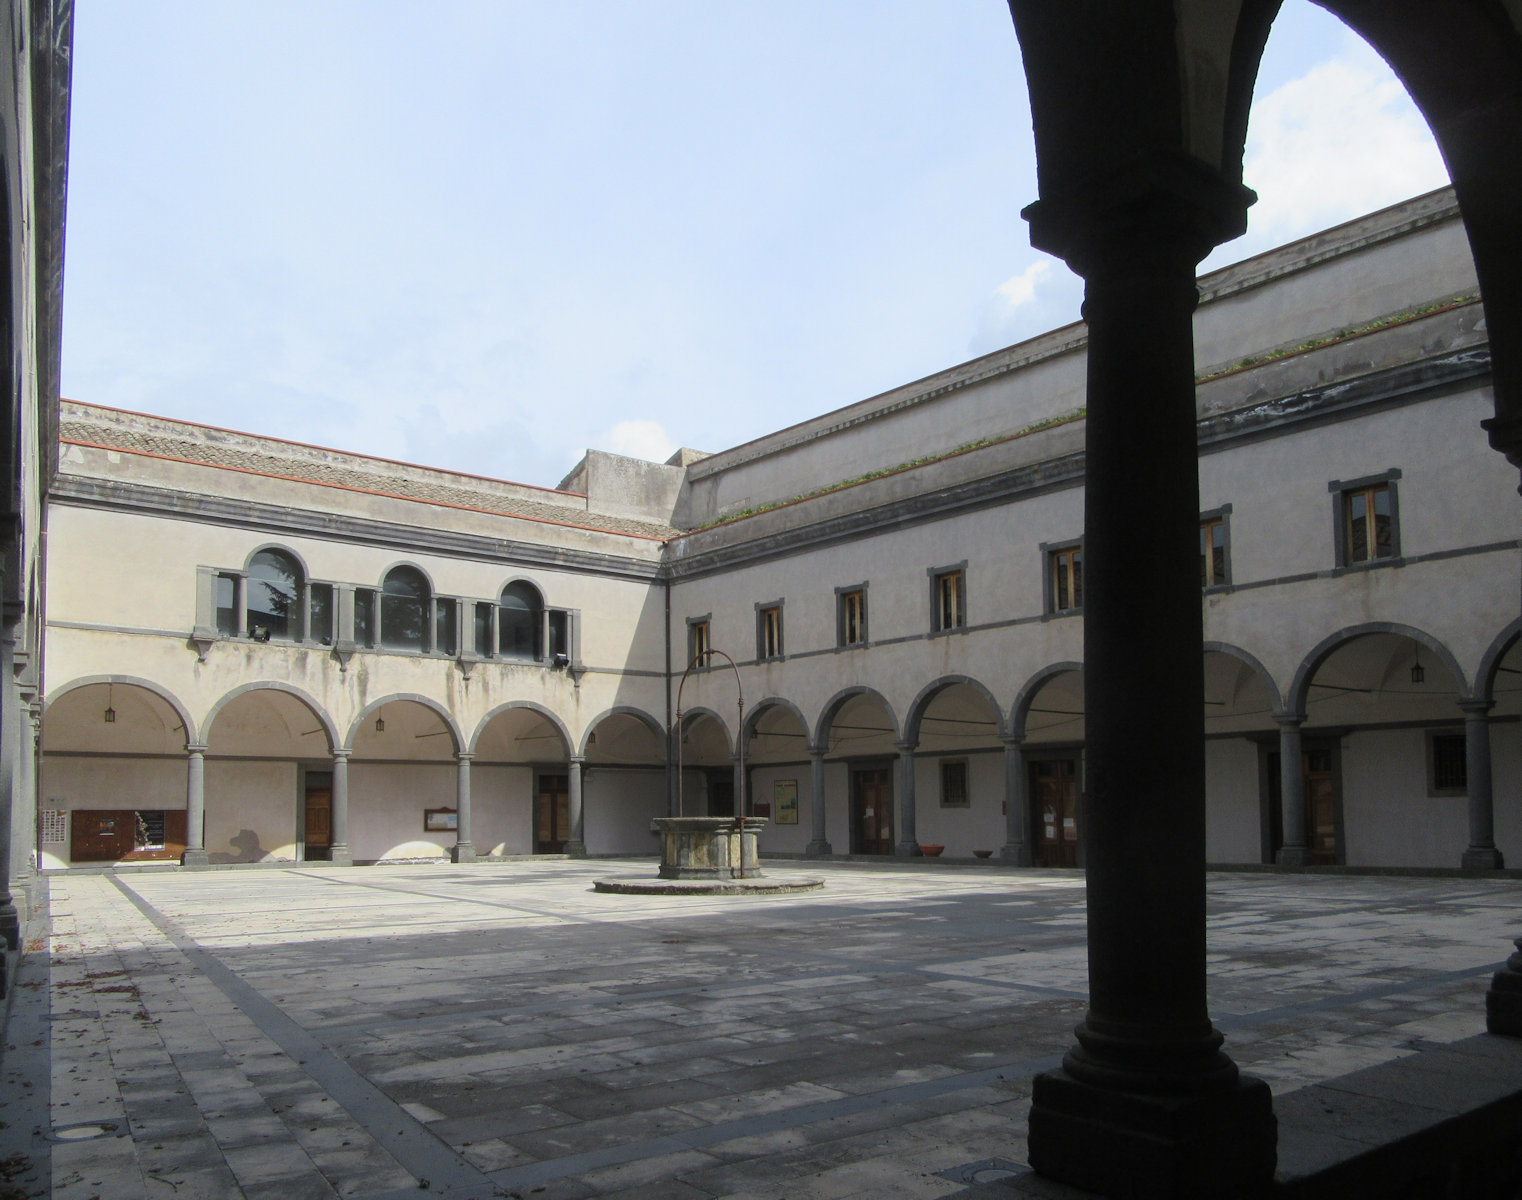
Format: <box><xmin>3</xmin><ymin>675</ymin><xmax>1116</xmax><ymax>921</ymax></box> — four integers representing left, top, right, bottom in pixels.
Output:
<box><xmin>930</xmin><ymin>564</ymin><xmax>966</xmax><ymax>632</ymax></box>
<box><xmin>837</xmin><ymin>585</ymin><xmax>867</xmax><ymax>647</ymax></box>
<box><xmin>688</xmin><ymin>616</ymin><xmax>711</xmax><ymax>668</ymax></box>
<box><xmin>355</xmin><ymin>588</ymin><xmax>376</xmax><ymax>648</ymax></box>
<box><xmin>940</xmin><ymin>759</ymin><xmax>969</xmax><ymax>808</ymax></box>
<box><xmin>498</xmin><ymin>581</ymin><xmax>543</xmax><ymax>660</ymax></box>
<box><xmin>309</xmin><ymin>583</ymin><xmax>334</xmax><ymax>645</ymax></box>
<box><xmin>1428</xmin><ymin>731</ymin><xmax>1467</xmax><ymax>795</ymax></box>
<box><xmin>548</xmin><ymin>609</ymin><xmax>570</xmax><ymax>662</ymax></box>
<box><xmin>247</xmin><ymin>548</ymin><xmax>303</xmax><ymax>641</ymax></box>
<box><xmin>215</xmin><ymin>572</ymin><xmax>239</xmax><ymax>636</ymax></box>
<box><xmin>1200</xmin><ymin>508</ymin><xmax>1230</xmax><ymax>588</ymax></box>
<box><xmin>474</xmin><ymin>601</ymin><xmax>495</xmax><ymax>658</ymax></box>
<box><xmin>757</xmin><ymin>601</ymin><xmax>783</xmax><ymax>660</ymax></box>
<box><xmin>1049</xmin><ymin>545</ymin><xmax>1083</xmax><ymax>613</ymax></box>
<box><xmin>434</xmin><ymin>598</ymin><xmax>457</xmax><ymax>657</ymax></box>
<box><xmin>380</xmin><ymin>566</ymin><xmax>431</xmax><ymax>652</ymax></box>
<box><xmin>1330</xmin><ymin>470</ymin><xmax>1401</xmax><ymax>566</ymax></box>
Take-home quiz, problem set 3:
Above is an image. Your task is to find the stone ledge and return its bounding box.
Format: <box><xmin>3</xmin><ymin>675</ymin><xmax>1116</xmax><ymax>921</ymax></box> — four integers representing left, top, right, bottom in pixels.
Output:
<box><xmin>592</xmin><ymin>876</ymin><xmax>824</xmax><ymax>895</ymax></box>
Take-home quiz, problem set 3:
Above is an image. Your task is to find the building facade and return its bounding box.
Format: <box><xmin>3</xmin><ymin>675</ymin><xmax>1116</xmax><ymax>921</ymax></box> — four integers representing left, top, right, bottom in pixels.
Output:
<box><xmin>38</xmin><ymin>187</ymin><xmax>1521</xmax><ymax>873</ymax></box>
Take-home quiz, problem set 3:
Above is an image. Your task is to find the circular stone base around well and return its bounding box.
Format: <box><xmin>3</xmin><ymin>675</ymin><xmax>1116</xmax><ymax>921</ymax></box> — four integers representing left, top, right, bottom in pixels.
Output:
<box><xmin>593</xmin><ymin>876</ymin><xmax>825</xmax><ymax>896</ymax></box>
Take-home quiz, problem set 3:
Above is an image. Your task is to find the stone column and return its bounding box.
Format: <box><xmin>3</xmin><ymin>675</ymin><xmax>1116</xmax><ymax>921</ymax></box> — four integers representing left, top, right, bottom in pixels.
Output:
<box><xmin>1275</xmin><ymin>715</ymin><xmax>1310</xmax><ymax>866</ymax></box>
<box><xmin>329</xmin><ymin>749</ymin><xmax>353</xmax><ymax>866</ymax></box>
<box><xmin>1461</xmin><ymin>700</ymin><xmax>1503</xmax><ymax>870</ymax></box>
<box><xmin>181</xmin><ymin>743</ymin><xmax>210</xmax><ymax>867</ymax></box>
<box><xmin>805</xmin><ymin>744</ymin><xmax>831</xmax><ymax>856</ymax></box>
<box><xmin>894</xmin><ymin>741</ymin><xmax>920</xmax><ymax>856</ymax></box>
<box><xmin>1022</xmin><ymin>169</ymin><xmax>1274</xmax><ymax>1194</ymax></box>
<box><xmin>0</xmin><ymin>622</ymin><xmax>16</xmax><ymax>947</ymax></box>
<box><xmin>565</xmin><ymin>755</ymin><xmax>587</xmax><ymax>857</ymax></box>
<box><xmin>999</xmin><ymin>734</ymin><xmax>1031</xmax><ymax>865</ymax></box>
<box><xmin>451</xmin><ymin>751</ymin><xmax>477</xmax><ymax>863</ymax></box>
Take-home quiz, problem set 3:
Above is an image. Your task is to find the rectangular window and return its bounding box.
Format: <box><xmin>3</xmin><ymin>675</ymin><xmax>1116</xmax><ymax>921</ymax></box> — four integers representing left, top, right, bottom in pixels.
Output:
<box><xmin>474</xmin><ymin>602</ymin><xmax>494</xmax><ymax>658</ymax></box>
<box><xmin>1050</xmin><ymin>546</ymin><xmax>1083</xmax><ymax>613</ymax></box>
<box><xmin>689</xmin><ymin>617</ymin><xmax>711</xmax><ymax>668</ymax></box>
<box><xmin>548</xmin><ymin>609</ymin><xmax>569</xmax><ymax>661</ymax></box>
<box><xmin>1429</xmin><ymin>731</ymin><xmax>1467</xmax><ymax>794</ymax></box>
<box><xmin>940</xmin><ymin>759</ymin><xmax>969</xmax><ymax>808</ymax></box>
<box><xmin>757</xmin><ymin>602</ymin><xmax>783</xmax><ymax>660</ymax></box>
<box><xmin>1200</xmin><ymin>519</ymin><xmax>1227</xmax><ymax>587</ymax></box>
<box><xmin>309</xmin><ymin>583</ymin><xmax>334</xmax><ymax>645</ymax></box>
<box><xmin>932</xmin><ymin>567</ymin><xmax>965</xmax><ymax>632</ymax></box>
<box><xmin>434</xmin><ymin>599</ymin><xmax>457</xmax><ymax>657</ymax></box>
<box><xmin>1345</xmin><ymin>483</ymin><xmax>1392</xmax><ymax>562</ymax></box>
<box><xmin>215</xmin><ymin>573</ymin><xmax>239</xmax><ymax>636</ymax></box>
<box><xmin>838</xmin><ymin>587</ymin><xmax>867</xmax><ymax>647</ymax></box>
<box><xmin>355</xmin><ymin>588</ymin><xmax>376</xmax><ymax>648</ymax></box>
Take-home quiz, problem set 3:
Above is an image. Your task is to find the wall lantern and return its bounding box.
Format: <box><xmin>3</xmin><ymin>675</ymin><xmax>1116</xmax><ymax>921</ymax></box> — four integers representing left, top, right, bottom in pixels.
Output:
<box><xmin>1410</xmin><ymin>647</ymin><xmax>1425</xmax><ymax>686</ymax></box>
<box><xmin>103</xmin><ymin>683</ymin><xmax>116</xmax><ymax>724</ymax></box>
<box><xmin>375</xmin><ymin>715</ymin><xmax>386</xmax><ymax>733</ymax></box>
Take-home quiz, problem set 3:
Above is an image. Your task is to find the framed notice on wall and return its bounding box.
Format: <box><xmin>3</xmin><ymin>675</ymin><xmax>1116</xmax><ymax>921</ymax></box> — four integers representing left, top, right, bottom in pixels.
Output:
<box><xmin>424</xmin><ymin>807</ymin><xmax>458</xmax><ymax>832</ymax></box>
<box><xmin>774</xmin><ymin>780</ymin><xmax>799</xmax><ymax>825</ymax></box>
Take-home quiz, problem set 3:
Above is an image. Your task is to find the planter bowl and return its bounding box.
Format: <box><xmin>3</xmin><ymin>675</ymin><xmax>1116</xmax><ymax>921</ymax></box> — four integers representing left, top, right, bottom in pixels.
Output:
<box><xmin>973</xmin><ymin>849</ymin><xmax>992</xmax><ymax>859</ymax></box>
<box><xmin>919</xmin><ymin>844</ymin><xmax>945</xmax><ymax>857</ymax></box>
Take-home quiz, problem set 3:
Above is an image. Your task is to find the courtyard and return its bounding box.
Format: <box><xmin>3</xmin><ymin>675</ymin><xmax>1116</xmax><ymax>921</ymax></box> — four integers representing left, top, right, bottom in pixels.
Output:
<box><xmin>2</xmin><ymin>859</ymin><xmax>1518</xmax><ymax>1199</ymax></box>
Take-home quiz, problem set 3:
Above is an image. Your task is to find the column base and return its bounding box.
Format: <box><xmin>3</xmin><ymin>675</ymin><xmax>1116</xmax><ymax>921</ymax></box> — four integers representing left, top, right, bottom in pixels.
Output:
<box><xmin>1029</xmin><ymin>1068</ymin><xmax>1276</xmax><ymax>1198</ymax></box>
<box><xmin>1274</xmin><ymin>846</ymin><xmax>1312</xmax><ymax>867</ymax></box>
<box><xmin>327</xmin><ymin>844</ymin><xmax>354</xmax><ymax>867</ymax></box>
<box><xmin>895</xmin><ymin>840</ymin><xmax>922</xmax><ymax>858</ymax></box>
<box><xmin>1463</xmin><ymin>846</ymin><xmax>1505</xmax><ymax>870</ymax></box>
<box><xmin>450</xmin><ymin>842</ymin><xmax>478</xmax><ymax>864</ymax></box>
<box><xmin>999</xmin><ymin>843</ymin><xmax>1032</xmax><ymax>866</ymax></box>
<box><xmin>1487</xmin><ymin>939</ymin><xmax>1522</xmax><ymax>1037</ymax></box>
<box><xmin>180</xmin><ymin>848</ymin><xmax>210</xmax><ymax>868</ymax></box>
<box><xmin>563</xmin><ymin>840</ymin><xmax>587</xmax><ymax>858</ymax></box>
<box><xmin>0</xmin><ymin>902</ymin><xmax>17</xmax><ymax>952</ymax></box>
<box><xmin>804</xmin><ymin>840</ymin><xmax>833</xmax><ymax>857</ymax></box>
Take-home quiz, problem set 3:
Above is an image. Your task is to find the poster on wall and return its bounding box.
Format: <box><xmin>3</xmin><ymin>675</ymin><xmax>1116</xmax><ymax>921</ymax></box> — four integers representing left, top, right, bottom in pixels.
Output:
<box><xmin>774</xmin><ymin>780</ymin><xmax>798</xmax><ymax>825</ymax></box>
<box><xmin>424</xmin><ymin>807</ymin><xmax>458</xmax><ymax>832</ymax></box>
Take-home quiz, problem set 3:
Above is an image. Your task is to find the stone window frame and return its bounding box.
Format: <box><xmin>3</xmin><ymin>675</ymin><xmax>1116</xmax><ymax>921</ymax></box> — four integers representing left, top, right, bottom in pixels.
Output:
<box><xmin>939</xmin><ymin>757</ymin><xmax>970</xmax><ymax>808</ymax></box>
<box><xmin>1328</xmin><ymin>468</ymin><xmax>1402</xmax><ymax>570</ymax></box>
<box><xmin>836</xmin><ymin>583</ymin><xmax>869</xmax><ymax>649</ymax></box>
<box><xmin>1200</xmin><ymin>504</ymin><xmax>1233</xmax><ymax>591</ymax></box>
<box><xmin>195</xmin><ymin>547</ymin><xmax>340</xmax><ymax>652</ymax></box>
<box><xmin>1041</xmin><ymin>538</ymin><xmax>1084</xmax><ymax>617</ymax></box>
<box><xmin>928</xmin><ymin>562</ymin><xmax>967</xmax><ymax>635</ymax></box>
<box><xmin>755</xmin><ymin>599</ymin><xmax>785</xmax><ymax>662</ymax></box>
<box><xmin>1426</xmin><ymin>727</ymin><xmax>1467</xmax><ymax>797</ymax></box>
<box><xmin>687</xmin><ymin>613</ymin><xmax>713</xmax><ymax>671</ymax></box>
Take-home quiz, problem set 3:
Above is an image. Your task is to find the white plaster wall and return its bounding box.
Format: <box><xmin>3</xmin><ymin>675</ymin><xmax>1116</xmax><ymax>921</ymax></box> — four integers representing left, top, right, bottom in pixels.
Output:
<box><xmin>38</xmin><ymin>756</ymin><xmax>186</xmax><ymax>867</ymax></box>
<box><xmin>912</xmin><ymin>752</ymin><xmax>1006</xmax><ymax>858</ymax></box>
<box><xmin>584</xmin><ymin>768</ymin><xmax>664</xmax><ymax>855</ymax></box>
<box><xmin>473</xmin><ymin>763</ymin><xmax>533</xmax><ymax>856</ymax></box>
<box><xmin>750</xmin><ymin>764</ymin><xmax>811</xmax><ymax>854</ymax></box>
<box><xmin>1205</xmin><ymin>738</ymin><xmax>1262</xmax><ymax>864</ymax></box>
<box><xmin>1493</xmin><ymin>722</ymin><xmax>1521</xmax><ymax>867</ymax></box>
<box><xmin>204</xmin><ymin>760</ymin><xmax>298</xmax><ymax>862</ymax></box>
<box><xmin>1340</xmin><ymin>729</ymin><xmax>1469</xmax><ymax>867</ymax></box>
<box><xmin>347</xmin><ymin>762</ymin><xmax>456</xmax><ymax>862</ymax></box>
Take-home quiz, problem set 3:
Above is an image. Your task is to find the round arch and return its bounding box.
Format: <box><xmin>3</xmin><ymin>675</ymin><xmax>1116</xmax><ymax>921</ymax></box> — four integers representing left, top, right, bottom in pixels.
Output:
<box><xmin>579</xmin><ymin>705</ymin><xmax>666</xmax><ymax>759</ymax></box>
<box><xmin>1202</xmin><ymin>641</ymin><xmax>1286</xmax><ymax>717</ymax></box>
<box><xmin>678</xmin><ymin>705</ymin><xmax>733</xmax><ymax>756</ymax></box>
<box><xmin>1286</xmin><ymin>622</ymin><xmax>1468</xmax><ymax>717</ymax></box>
<box><xmin>905</xmin><ymin>675</ymin><xmax>1007</xmax><ymax>744</ymax></box>
<box><xmin>812</xmin><ymin>686</ymin><xmax>901</xmax><ymax>751</ymax></box>
<box><xmin>43</xmin><ymin>674</ymin><xmax>198</xmax><ymax>746</ymax></box>
<box><xmin>1009</xmin><ymin>662</ymin><xmax>1083</xmax><ymax>739</ymax></box>
<box><xmin>469</xmin><ymin>701</ymin><xmax>572</xmax><ymax>757</ymax></box>
<box><xmin>242</xmin><ymin>541</ymin><xmax>313</xmax><ymax>578</ymax></box>
<box><xmin>345</xmin><ymin>693</ymin><xmax>463</xmax><ymax>753</ymax></box>
<box><xmin>202</xmin><ymin>682</ymin><xmax>339</xmax><ymax>752</ymax></box>
<box><xmin>743</xmin><ymin>696</ymin><xmax>810</xmax><ymax>742</ymax></box>
<box><xmin>1475</xmin><ymin>616</ymin><xmax>1522</xmax><ymax>704</ymax></box>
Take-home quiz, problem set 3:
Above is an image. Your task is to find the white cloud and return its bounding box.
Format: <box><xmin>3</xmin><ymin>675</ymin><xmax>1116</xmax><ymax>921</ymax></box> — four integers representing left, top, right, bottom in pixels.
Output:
<box><xmin>1241</xmin><ymin>48</ymin><xmax>1448</xmax><ymax>243</ymax></box>
<box><xmin>597</xmin><ymin>419</ymin><xmax>677</xmax><ymax>464</ymax></box>
<box><xmin>968</xmin><ymin>256</ymin><xmax>1082</xmax><ymax>358</ymax></box>
<box><xmin>994</xmin><ymin>259</ymin><xmax>1052</xmax><ymax>310</ymax></box>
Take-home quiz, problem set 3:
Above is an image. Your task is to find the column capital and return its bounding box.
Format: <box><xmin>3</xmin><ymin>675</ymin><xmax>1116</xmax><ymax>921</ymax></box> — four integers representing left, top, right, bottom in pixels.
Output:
<box><xmin>1000</xmin><ymin>731</ymin><xmax>1025</xmax><ymax>748</ymax></box>
<box><xmin>332</xmin><ymin>747</ymin><xmax>352</xmax><ymax>761</ymax></box>
<box><xmin>806</xmin><ymin>742</ymin><xmax>827</xmax><ymax>758</ymax></box>
<box><xmin>456</xmin><ymin>750</ymin><xmax>476</xmax><ymax>763</ymax></box>
<box><xmin>569</xmin><ymin>754</ymin><xmax>586</xmax><ymax>766</ymax></box>
<box><xmin>1272</xmin><ymin>712</ymin><xmax>1306</xmax><ymax>729</ymax></box>
<box><xmin>1459</xmin><ymin>697</ymin><xmax>1495</xmax><ymax>718</ymax></box>
<box><xmin>894</xmin><ymin>740</ymin><xmax>917</xmax><ymax>755</ymax></box>
<box><xmin>186</xmin><ymin>742</ymin><xmax>208</xmax><ymax>756</ymax></box>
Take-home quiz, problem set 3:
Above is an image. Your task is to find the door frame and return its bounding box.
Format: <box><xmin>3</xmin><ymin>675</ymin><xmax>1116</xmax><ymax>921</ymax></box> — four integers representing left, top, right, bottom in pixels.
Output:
<box><xmin>848</xmin><ymin>757</ymin><xmax>895</xmax><ymax>855</ymax></box>
<box><xmin>533</xmin><ymin>763</ymin><xmax>571</xmax><ymax>853</ymax></box>
<box><xmin>1026</xmin><ymin>746</ymin><xmax>1084</xmax><ymax>868</ymax></box>
<box><xmin>1258</xmin><ymin>732</ymin><xmax>1346</xmax><ymax>866</ymax></box>
<box><xmin>298</xmin><ymin>764</ymin><xmax>334</xmax><ymax>862</ymax></box>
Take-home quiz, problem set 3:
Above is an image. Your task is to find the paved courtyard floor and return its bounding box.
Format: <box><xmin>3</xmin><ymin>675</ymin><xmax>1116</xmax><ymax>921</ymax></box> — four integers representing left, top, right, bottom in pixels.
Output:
<box><xmin>1</xmin><ymin>859</ymin><xmax>1518</xmax><ymax>1199</ymax></box>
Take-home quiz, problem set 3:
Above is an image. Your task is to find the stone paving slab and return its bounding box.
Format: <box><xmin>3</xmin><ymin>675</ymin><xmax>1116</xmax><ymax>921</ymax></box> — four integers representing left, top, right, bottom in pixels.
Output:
<box><xmin>0</xmin><ymin>859</ymin><xmax>1516</xmax><ymax>1198</ymax></box>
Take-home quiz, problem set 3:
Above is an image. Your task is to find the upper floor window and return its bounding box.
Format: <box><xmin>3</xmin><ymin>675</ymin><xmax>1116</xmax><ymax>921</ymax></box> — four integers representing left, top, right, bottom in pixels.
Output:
<box><xmin>380</xmin><ymin>566</ymin><xmax>431</xmax><ymax>652</ymax></box>
<box><xmin>757</xmin><ymin>601</ymin><xmax>783</xmax><ymax>661</ymax></box>
<box><xmin>215</xmin><ymin>572</ymin><xmax>239</xmax><ymax>636</ymax></box>
<box><xmin>930</xmin><ymin>564</ymin><xmax>966</xmax><ymax>633</ymax></box>
<box><xmin>247</xmin><ymin>549</ymin><xmax>303</xmax><ymax>642</ymax></box>
<box><xmin>1048</xmin><ymin>544</ymin><xmax>1083</xmax><ymax>614</ymax></box>
<box><xmin>837</xmin><ymin>585</ymin><xmax>867</xmax><ymax>647</ymax></box>
<box><xmin>499</xmin><ymin>581</ymin><xmax>543</xmax><ymax>661</ymax></box>
<box><xmin>688</xmin><ymin>616</ymin><xmax>711</xmax><ymax>668</ymax></box>
<box><xmin>1200</xmin><ymin>507</ymin><xmax>1231</xmax><ymax>588</ymax></box>
<box><xmin>1331</xmin><ymin>470</ymin><xmax>1401</xmax><ymax>567</ymax></box>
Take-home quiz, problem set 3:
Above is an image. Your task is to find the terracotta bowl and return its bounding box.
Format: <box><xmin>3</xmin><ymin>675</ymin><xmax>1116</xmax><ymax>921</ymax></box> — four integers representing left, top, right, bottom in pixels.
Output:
<box><xmin>919</xmin><ymin>844</ymin><xmax>945</xmax><ymax>857</ymax></box>
<box><xmin>973</xmin><ymin>849</ymin><xmax>992</xmax><ymax>858</ymax></box>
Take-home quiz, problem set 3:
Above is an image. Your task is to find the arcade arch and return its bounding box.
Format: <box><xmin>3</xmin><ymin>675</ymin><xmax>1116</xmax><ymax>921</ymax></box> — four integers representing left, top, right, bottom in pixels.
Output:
<box><xmin>905</xmin><ymin>678</ymin><xmax>1006</xmax><ymax>859</ymax></box>
<box><xmin>471</xmin><ymin>702</ymin><xmax>571</xmax><ymax>856</ymax></box>
<box><xmin>580</xmin><ymin>707</ymin><xmax>666</xmax><ymax>856</ymax></box>
<box><xmin>346</xmin><ymin>697</ymin><xmax>461</xmax><ymax>863</ymax></box>
<box><xmin>816</xmin><ymin>688</ymin><xmax>900</xmax><ymax>856</ymax></box>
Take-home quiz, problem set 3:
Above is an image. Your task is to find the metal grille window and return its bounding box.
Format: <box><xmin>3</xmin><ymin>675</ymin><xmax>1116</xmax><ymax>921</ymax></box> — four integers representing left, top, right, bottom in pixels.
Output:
<box><xmin>940</xmin><ymin>759</ymin><xmax>970</xmax><ymax>808</ymax></box>
<box><xmin>1430</xmin><ymin>732</ymin><xmax>1467</xmax><ymax>792</ymax></box>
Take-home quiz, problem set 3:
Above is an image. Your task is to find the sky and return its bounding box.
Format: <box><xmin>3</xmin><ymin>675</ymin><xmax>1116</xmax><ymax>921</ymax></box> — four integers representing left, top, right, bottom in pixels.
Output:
<box><xmin>60</xmin><ymin>2</ymin><xmax>1450</xmax><ymax>489</ymax></box>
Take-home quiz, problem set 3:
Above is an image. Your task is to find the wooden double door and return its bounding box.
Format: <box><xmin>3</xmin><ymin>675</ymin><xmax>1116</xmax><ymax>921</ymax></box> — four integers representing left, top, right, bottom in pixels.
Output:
<box><xmin>304</xmin><ymin>776</ymin><xmax>332</xmax><ymax>861</ymax></box>
<box><xmin>1268</xmin><ymin>743</ymin><xmax>1340</xmax><ymax>864</ymax></box>
<box><xmin>536</xmin><ymin>772</ymin><xmax>570</xmax><ymax>853</ymax></box>
<box><xmin>1030</xmin><ymin>757</ymin><xmax>1081</xmax><ymax>867</ymax></box>
<box><xmin>851</xmin><ymin>766</ymin><xmax>894</xmax><ymax>855</ymax></box>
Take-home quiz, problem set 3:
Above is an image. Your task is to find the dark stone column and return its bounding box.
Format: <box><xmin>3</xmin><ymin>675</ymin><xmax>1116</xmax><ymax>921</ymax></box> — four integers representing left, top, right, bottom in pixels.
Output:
<box><xmin>329</xmin><ymin>749</ymin><xmax>353</xmax><ymax>866</ymax></box>
<box><xmin>0</xmin><ymin>620</ymin><xmax>18</xmax><ymax>947</ymax></box>
<box><xmin>806</xmin><ymin>744</ymin><xmax>832</xmax><ymax>856</ymax></box>
<box><xmin>1022</xmin><ymin>168</ymin><xmax>1274</xmax><ymax>1195</ymax></box>
<box><xmin>894</xmin><ymin>741</ymin><xmax>920</xmax><ymax>856</ymax></box>
<box><xmin>999</xmin><ymin>734</ymin><xmax>1031</xmax><ymax>864</ymax></box>
<box><xmin>565</xmin><ymin>755</ymin><xmax>587</xmax><ymax>857</ymax></box>
<box><xmin>181</xmin><ymin>743</ymin><xmax>210</xmax><ymax>867</ymax></box>
<box><xmin>1275</xmin><ymin>715</ymin><xmax>1311</xmax><ymax>867</ymax></box>
<box><xmin>1460</xmin><ymin>700</ymin><xmax>1503</xmax><ymax>870</ymax></box>
<box><xmin>451</xmin><ymin>751</ymin><xmax>477</xmax><ymax>863</ymax></box>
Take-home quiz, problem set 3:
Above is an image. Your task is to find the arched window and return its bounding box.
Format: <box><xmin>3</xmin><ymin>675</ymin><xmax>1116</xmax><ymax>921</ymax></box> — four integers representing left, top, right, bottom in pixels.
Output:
<box><xmin>381</xmin><ymin>566</ymin><xmax>431</xmax><ymax>652</ymax></box>
<box><xmin>246</xmin><ymin>549</ymin><xmax>303</xmax><ymax>642</ymax></box>
<box><xmin>498</xmin><ymin>581</ymin><xmax>543</xmax><ymax>661</ymax></box>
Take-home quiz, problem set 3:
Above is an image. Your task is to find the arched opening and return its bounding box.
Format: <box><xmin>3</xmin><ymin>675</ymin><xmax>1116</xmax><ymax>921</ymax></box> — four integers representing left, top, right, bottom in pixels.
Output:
<box><xmin>676</xmin><ymin>708</ymin><xmax>733</xmax><ymax>818</ymax></box>
<box><xmin>1015</xmin><ymin>667</ymin><xmax>1085</xmax><ymax>868</ymax></box>
<box><xmin>380</xmin><ymin>566</ymin><xmax>432</xmax><ymax>653</ymax></box>
<box><xmin>204</xmin><ymin>687</ymin><xmax>334</xmax><ymax>863</ymax></box>
<box><xmin>40</xmin><ymin>680</ymin><xmax>191</xmax><ymax>867</ymax></box>
<box><xmin>473</xmin><ymin>704</ymin><xmax>570</xmax><ymax>855</ymax></box>
<box><xmin>817</xmin><ymin>690</ymin><xmax>899</xmax><ymax>855</ymax></box>
<box><xmin>908</xmin><ymin>680</ymin><xmax>1004</xmax><ymax>858</ymax></box>
<box><xmin>349</xmin><ymin>698</ymin><xmax>459</xmax><ymax>862</ymax></box>
<box><xmin>1202</xmin><ymin>648</ymin><xmax>1282</xmax><ymax>864</ymax></box>
<box><xmin>498</xmin><ymin>581</ymin><xmax>543</xmax><ymax>661</ymax></box>
<box><xmin>582</xmin><ymin>709</ymin><xmax>666</xmax><ymax>855</ymax></box>
<box><xmin>742</xmin><ymin>701</ymin><xmax>811</xmax><ymax>853</ymax></box>
<box><xmin>245</xmin><ymin>548</ymin><xmax>304</xmax><ymax>643</ymax></box>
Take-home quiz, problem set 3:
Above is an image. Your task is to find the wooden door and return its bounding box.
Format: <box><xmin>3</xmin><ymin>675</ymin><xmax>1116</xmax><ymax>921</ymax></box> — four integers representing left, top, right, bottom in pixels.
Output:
<box><xmin>304</xmin><ymin>788</ymin><xmax>332</xmax><ymax>861</ymax></box>
<box><xmin>1031</xmin><ymin>759</ymin><xmax>1079</xmax><ymax>867</ymax></box>
<box><xmin>71</xmin><ymin>810</ymin><xmax>133</xmax><ymax>862</ymax></box>
<box><xmin>852</xmin><ymin>767</ymin><xmax>893</xmax><ymax>855</ymax></box>
<box><xmin>536</xmin><ymin>773</ymin><xmax>569</xmax><ymax>853</ymax></box>
<box><xmin>1305</xmin><ymin>747</ymin><xmax>1337</xmax><ymax>865</ymax></box>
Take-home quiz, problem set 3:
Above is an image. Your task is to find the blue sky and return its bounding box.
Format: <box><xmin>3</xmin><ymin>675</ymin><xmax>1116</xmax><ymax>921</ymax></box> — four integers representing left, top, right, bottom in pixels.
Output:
<box><xmin>60</xmin><ymin>3</ymin><xmax>1448</xmax><ymax>488</ymax></box>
